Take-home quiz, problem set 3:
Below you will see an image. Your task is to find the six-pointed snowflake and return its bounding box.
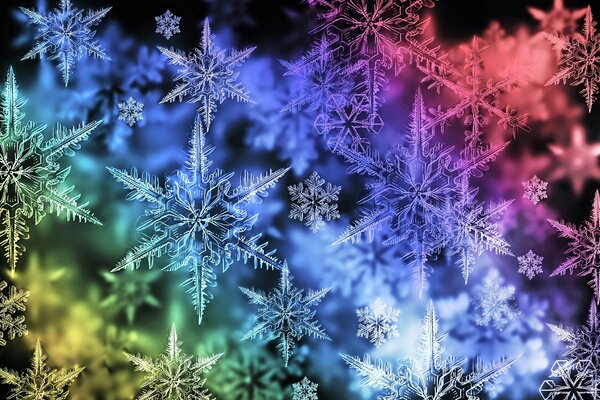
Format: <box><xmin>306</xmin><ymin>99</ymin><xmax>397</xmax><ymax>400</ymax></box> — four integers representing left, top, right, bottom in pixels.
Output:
<box><xmin>529</xmin><ymin>0</ymin><xmax>587</xmax><ymax>35</ymax></box>
<box><xmin>20</xmin><ymin>0</ymin><xmax>111</xmax><ymax>86</ymax></box>
<box><xmin>356</xmin><ymin>297</ymin><xmax>400</xmax><ymax>347</ymax></box>
<box><xmin>155</xmin><ymin>10</ymin><xmax>181</xmax><ymax>40</ymax></box>
<box><xmin>118</xmin><ymin>97</ymin><xmax>144</xmax><ymax>127</ymax></box>
<box><xmin>518</xmin><ymin>250</ymin><xmax>544</xmax><ymax>280</ymax></box>
<box><xmin>158</xmin><ymin>19</ymin><xmax>255</xmax><ymax>128</ymax></box>
<box><xmin>125</xmin><ymin>325</ymin><xmax>222</xmax><ymax>400</ymax></box>
<box><xmin>0</xmin><ymin>68</ymin><xmax>102</xmax><ymax>273</ymax></box>
<box><xmin>0</xmin><ymin>339</ymin><xmax>84</xmax><ymax>399</ymax></box>
<box><xmin>540</xmin><ymin>360</ymin><xmax>598</xmax><ymax>399</ymax></box>
<box><xmin>473</xmin><ymin>271</ymin><xmax>519</xmax><ymax>331</ymax></box>
<box><xmin>288</xmin><ymin>171</ymin><xmax>341</xmax><ymax>233</ymax></box>
<box><xmin>292</xmin><ymin>377</ymin><xmax>319</xmax><ymax>400</ymax></box>
<box><xmin>240</xmin><ymin>262</ymin><xmax>331</xmax><ymax>366</ymax></box>
<box><xmin>108</xmin><ymin>116</ymin><xmax>288</xmax><ymax>324</ymax></box>
<box><xmin>0</xmin><ymin>280</ymin><xmax>28</xmax><ymax>346</ymax></box>
<box><xmin>523</xmin><ymin>175</ymin><xmax>549</xmax><ymax>205</ymax></box>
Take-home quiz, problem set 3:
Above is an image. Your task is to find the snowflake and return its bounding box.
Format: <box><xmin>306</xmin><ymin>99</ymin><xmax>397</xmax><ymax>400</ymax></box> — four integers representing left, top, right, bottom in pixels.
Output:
<box><xmin>540</xmin><ymin>360</ymin><xmax>598</xmax><ymax>399</ymax></box>
<box><xmin>292</xmin><ymin>377</ymin><xmax>318</xmax><ymax>400</ymax></box>
<box><xmin>517</xmin><ymin>250</ymin><xmax>544</xmax><ymax>280</ymax></box>
<box><xmin>158</xmin><ymin>19</ymin><xmax>255</xmax><ymax>129</ymax></box>
<box><xmin>155</xmin><ymin>10</ymin><xmax>181</xmax><ymax>40</ymax></box>
<box><xmin>356</xmin><ymin>297</ymin><xmax>400</xmax><ymax>347</ymax></box>
<box><xmin>100</xmin><ymin>269</ymin><xmax>160</xmax><ymax>324</ymax></box>
<box><xmin>548</xmin><ymin>190</ymin><xmax>600</xmax><ymax>301</ymax></box>
<box><xmin>125</xmin><ymin>325</ymin><xmax>222</xmax><ymax>400</ymax></box>
<box><xmin>288</xmin><ymin>171</ymin><xmax>341</xmax><ymax>233</ymax></box>
<box><xmin>473</xmin><ymin>271</ymin><xmax>519</xmax><ymax>331</ymax></box>
<box><xmin>523</xmin><ymin>175</ymin><xmax>549</xmax><ymax>205</ymax></box>
<box><xmin>118</xmin><ymin>97</ymin><xmax>144</xmax><ymax>127</ymax></box>
<box><xmin>108</xmin><ymin>116</ymin><xmax>288</xmax><ymax>324</ymax></box>
<box><xmin>20</xmin><ymin>0</ymin><xmax>111</xmax><ymax>86</ymax></box>
<box><xmin>0</xmin><ymin>280</ymin><xmax>28</xmax><ymax>346</ymax></box>
<box><xmin>342</xmin><ymin>301</ymin><xmax>520</xmax><ymax>400</ymax></box>
<box><xmin>544</xmin><ymin>7</ymin><xmax>600</xmax><ymax>112</ymax></box>
<box><xmin>0</xmin><ymin>339</ymin><xmax>84</xmax><ymax>399</ymax></box>
<box><xmin>240</xmin><ymin>262</ymin><xmax>330</xmax><ymax>366</ymax></box>
<box><xmin>528</xmin><ymin>0</ymin><xmax>587</xmax><ymax>35</ymax></box>
<box><xmin>0</xmin><ymin>67</ymin><xmax>102</xmax><ymax>273</ymax></box>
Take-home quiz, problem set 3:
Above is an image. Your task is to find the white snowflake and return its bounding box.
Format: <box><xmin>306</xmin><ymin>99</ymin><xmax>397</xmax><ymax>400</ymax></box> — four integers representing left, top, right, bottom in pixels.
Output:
<box><xmin>356</xmin><ymin>297</ymin><xmax>400</xmax><ymax>347</ymax></box>
<box><xmin>292</xmin><ymin>377</ymin><xmax>318</xmax><ymax>400</ymax></box>
<box><xmin>473</xmin><ymin>271</ymin><xmax>519</xmax><ymax>331</ymax></box>
<box><xmin>155</xmin><ymin>10</ymin><xmax>181</xmax><ymax>40</ymax></box>
<box><xmin>518</xmin><ymin>250</ymin><xmax>544</xmax><ymax>280</ymax></box>
<box><xmin>118</xmin><ymin>97</ymin><xmax>144</xmax><ymax>127</ymax></box>
<box><xmin>288</xmin><ymin>171</ymin><xmax>341</xmax><ymax>233</ymax></box>
<box><xmin>0</xmin><ymin>281</ymin><xmax>29</xmax><ymax>346</ymax></box>
<box><xmin>523</xmin><ymin>175</ymin><xmax>548</xmax><ymax>205</ymax></box>
<box><xmin>540</xmin><ymin>360</ymin><xmax>598</xmax><ymax>399</ymax></box>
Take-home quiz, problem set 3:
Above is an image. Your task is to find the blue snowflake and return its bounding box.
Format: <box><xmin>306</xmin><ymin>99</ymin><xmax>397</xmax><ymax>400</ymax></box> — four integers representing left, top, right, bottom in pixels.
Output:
<box><xmin>288</xmin><ymin>171</ymin><xmax>341</xmax><ymax>233</ymax></box>
<box><xmin>240</xmin><ymin>262</ymin><xmax>331</xmax><ymax>366</ymax></box>
<box><xmin>292</xmin><ymin>377</ymin><xmax>319</xmax><ymax>400</ymax></box>
<box><xmin>158</xmin><ymin>19</ymin><xmax>255</xmax><ymax>129</ymax></box>
<box><xmin>472</xmin><ymin>271</ymin><xmax>519</xmax><ymax>331</ymax></box>
<box><xmin>117</xmin><ymin>97</ymin><xmax>144</xmax><ymax>127</ymax></box>
<box><xmin>20</xmin><ymin>0</ymin><xmax>111</xmax><ymax>86</ymax></box>
<box><xmin>540</xmin><ymin>360</ymin><xmax>598</xmax><ymax>399</ymax></box>
<box><xmin>108</xmin><ymin>116</ymin><xmax>288</xmax><ymax>324</ymax></box>
<box><xmin>155</xmin><ymin>10</ymin><xmax>181</xmax><ymax>40</ymax></box>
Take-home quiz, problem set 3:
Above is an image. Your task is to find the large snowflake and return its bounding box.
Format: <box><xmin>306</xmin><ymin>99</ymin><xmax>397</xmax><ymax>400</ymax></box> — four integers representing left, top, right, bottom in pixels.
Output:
<box><xmin>125</xmin><ymin>325</ymin><xmax>222</xmax><ymax>400</ymax></box>
<box><xmin>20</xmin><ymin>0</ymin><xmax>111</xmax><ymax>86</ymax></box>
<box><xmin>292</xmin><ymin>377</ymin><xmax>319</xmax><ymax>400</ymax></box>
<box><xmin>0</xmin><ymin>67</ymin><xmax>102</xmax><ymax>273</ymax></box>
<box><xmin>108</xmin><ymin>116</ymin><xmax>288</xmax><ymax>324</ymax></box>
<box><xmin>342</xmin><ymin>301</ymin><xmax>519</xmax><ymax>400</ymax></box>
<box><xmin>240</xmin><ymin>263</ymin><xmax>330</xmax><ymax>366</ymax></box>
<box><xmin>517</xmin><ymin>250</ymin><xmax>544</xmax><ymax>280</ymax></box>
<box><xmin>540</xmin><ymin>360</ymin><xmax>598</xmax><ymax>399</ymax></box>
<box><xmin>288</xmin><ymin>171</ymin><xmax>341</xmax><ymax>233</ymax></box>
<box><xmin>158</xmin><ymin>19</ymin><xmax>255</xmax><ymax>129</ymax></box>
<box><xmin>0</xmin><ymin>339</ymin><xmax>84</xmax><ymax>399</ymax></box>
<box><xmin>472</xmin><ymin>271</ymin><xmax>519</xmax><ymax>331</ymax></box>
<box><xmin>0</xmin><ymin>280</ymin><xmax>28</xmax><ymax>346</ymax></box>
<box><xmin>548</xmin><ymin>190</ymin><xmax>600</xmax><ymax>302</ymax></box>
<box><xmin>356</xmin><ymin>297</ymin><xmax>400</xmax><ymax>347</ymax></box>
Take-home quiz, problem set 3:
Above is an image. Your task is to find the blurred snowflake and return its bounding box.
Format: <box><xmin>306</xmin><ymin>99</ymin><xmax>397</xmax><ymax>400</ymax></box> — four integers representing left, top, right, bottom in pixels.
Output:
<box><xmin>528</xmin><ymin>0</ymin><xmax>587</xmax><ymax>36</ymax></box>
<box><xmin>20</xmin><ymin>0</ymin><xmax>111</xmax><ymax>85</ymax></box>
<box><xmin>155</xmin><ymin>10</ymin><xmax>181</xmax><ymax>40</ymax></box>
<box><xmin>292</xmin><ymin>377</ymin><xmax>318</xmax><ymax>400</ymax></box>
<box><xmin>240</xmin><ymin>263</ymin><xmax>330</xmax><ymax>366</ymax></box>
<box><xmin>117</xmin><ymin>97</ymin><xmax>144</xmax><ymax>127</ymax></box>
<box><xmin>0</xmin><ymin>68</ymin><xmax>102</xmax><ymax>273</ymax></box>
<box><xmin>517</xmin><ymin>250</ymin><xmax>544</xmax><ymax>280</ymax></box>
<box><xmin>473</xmin><ymin>271</ymin><xmax>519</xmax><ymax>331</ymax></box>
<box><xmin>539</xmin><ymin>360</ymin><xmax>598</xmax><ymax>399</ymax></box>
<box><xmin>356</xmin><ymin>297</ymin><xmax>399</xmax><ymax>347</ymax></box>
<box><xmin>158</xmin><ymin>19</ymin><xmax>255</xmax><ymax>129</ymax></box>
<box><xmin>0</xmin><ymin>339</ymin><xmax>84</xmax><ymax>399</ymax></box>
<box><xmin>0</xmin><ymin>280</ymin><xmax>28</xmax><ymax>346</ymax></box>
<box><xmin>100</xmin><ymin>270</ymin><xmax>160</xmax><ymax>324</ymax></box>
<box><xmin>125</xmin><ymin>325</ymin><xmax>222</xmax><ymax>399</ymax></box>
<box><xmin>522</xmin><ymin>175</ymin><xmax>548</xmax><ymax>205</ymax></box>
<box><xmin>288</xmin><ymin>171</ymin><xmax>341</xmax><ymax>233</ymax></box>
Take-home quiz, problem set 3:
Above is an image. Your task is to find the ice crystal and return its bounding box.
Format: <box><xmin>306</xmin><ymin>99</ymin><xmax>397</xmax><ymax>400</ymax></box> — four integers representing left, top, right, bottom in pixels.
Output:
<box><xmin>539</xmin><ymin>360</ymin><xmax>598</xmax><ymax>399</ymax></box>
<box><xmin>544</xmin><ymin>7</ymin><xmax>600</xmax><ymax>112</ymax></box>
<box><xmin>528</xmin><ymin>0</ymin><xmax>587</xmax><ymax>36</ymax></box>
<box><xmin>548</xmin><ymin>190</ymin><xmax>600</xmax><ymax>302</ymax></box>
<box><xmin>342</xmin><ymin>301</ymin><xmax>520</xmax><ymax>400</ymax></box>
<box><xmin>100</xmin><ymin>270</ymin><xmax>160</xmax><ymax>324</ymax></box>
<box><xmin>517</xmin><ymin>250</ymin><xmax>544</xmax><ymax>280</ymax></box>
<box><xmin>158</xmin><ymin>19</ymin><xmax>255</xmax><ymax>129</ymax></box>
<box><xmin>240</xmin><ymin>263</ymin><xmax>331</xmax><ymax>366</ymax></box>
<box><xmin>523</xmin><ymin>175</ymin><xmax>548</xmax><ymax>205</ymax></box>
<box><xmin>0</xmin><ymin>68</ymin><xmax>102</xmax><ymax>273</ymax></box>
<box><xmin>20</xmin><ymin>0</ymin><xmax>111</xmax><ymax>86</ymax></box>
<box><xmin>472</xmin><ymin>271</ymin><xmax>519</xmax><ymax>331</ymax></box>
<box><xmin>0</xmin><ymin>280</ymin><xmax>28</xmax><ymax>346</ymax></box>
<box><xmin>155</xmin><ymin>10</ymin><xmax>181</xmax><ymax>40</ymax></box>
<box><xmin>118</xmin><ymin>97</ymin><xmax>144</xmax><ymax>127</ymax></box>
<box><xmin>292</xmin><ymin>377</ymin><xmax>318</xmax><ymax>400</ymax></box>
<box><xmin>356</xmin><ymin>297</ymin><xmax>400</xmax><ymax>347</ymax></box>
<box><xmin>125</xmin><ymin>325</ymin><xmax>222</xmax><ymax>400</ymax></box>
<box><xmin>288</xmin><ymin>171</ymin><xmax>341</xmax><ymax>233</ymax></box>
<box><xmin>0</xmin><ymin>339</ymin><xmax>84</xmax><ymax>399</ymax></box>
<box><xmin>108</xmin><ymin>116</ymin><xmax>288</xmax><ymax>324</ymax></box>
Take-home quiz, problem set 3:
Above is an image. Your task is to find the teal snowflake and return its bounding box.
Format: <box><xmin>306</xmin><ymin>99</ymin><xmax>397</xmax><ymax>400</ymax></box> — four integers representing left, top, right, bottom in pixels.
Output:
<box><xmin>292</xmin><ymin>377</ymin><xmax>318</xmax><ymax>400</ymax></box>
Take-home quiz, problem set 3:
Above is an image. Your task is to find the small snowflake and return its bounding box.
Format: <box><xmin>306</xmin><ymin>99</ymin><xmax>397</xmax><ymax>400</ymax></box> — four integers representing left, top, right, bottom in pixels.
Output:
<box><xmin>356</xmin><ymin>297</ymin><xmax>400</xmax><ymax>347</ymax></box>
<box><xmin>155</xmin><ymin>10</ymin><xmax>181</xmax><ymax>40</ymax></box>
<box><xmin>518</xmin><ymin>250</ymin><xmax>544</xmax><ymax>280</ymax></box>
<box><xmin>523</xmin><ymin>175</ymin><xmax>548</xmax><ymax>205</ymax></box>
<box><xmin>288</xmin><ymin>171</ymin><xmax>341</xmax><ymax>233</ymax></box>
<box><xmin>528</xmin><ymin>0</ymin><xmax>587</xmax><ymax>35</ymax></box>
<box><xmin>540</xmin><ymin>360</ymin><xmax>598</xmax><ymax>399</ymax></box>
<box><xmin>118</xmin><ymin>97</ymin><xmax>144</xmax><ymax>127</ymax></box>
<box><xmin>0</xmin><ymin>281</ymin><xmax>29</xmax><ymax>346</ymax></box>
<box><xmin>292</xmin><ymin>377</ymin><xmax>318</xmax><ymax>400</ymax></box>
<box><xmin>473</xmin><ymin>271</ymin><xmax>519</xmax><ymax>331</ymax></box>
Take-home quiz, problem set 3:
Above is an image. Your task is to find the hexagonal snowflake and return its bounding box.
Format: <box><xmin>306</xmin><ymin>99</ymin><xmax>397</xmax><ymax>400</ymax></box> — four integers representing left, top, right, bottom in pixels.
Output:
<box><xmin>523</xmin><ymin>175</ymin><xmax>548</xmax><ymax>205</ymax></box>
<box><xmin>155</xmin><ymin>10</ymin><xmax>181</xmax><ymax>40</ymax></box>
<box><xmin>118</xmin><ymin>97</ymin><xmax>144</xmax><ymax>127</ymax></box>
<box><xmin>540</xmin><ymin>360</ymin><xmax>598</xmax><ymax>399</ymax></box>
<box><xmin>473</xmin><ymin>271</ymin><xmax>519</xmax><ymax>331</ymax></box>
<box><xmin>0</xmin><ymin>280</ymin><xmax>28</xmax><ymax>346</ymax></box>
<box><xmin>288</xmin><ymin>171</ymin><xmax>341</xmax><ymax>233</ymax></box>
<box><xmin>292</xmin><ymin>377</ymin><xmax>318</xmax><ymax>400</ymax></box>
<box><xmin>356</xmin><ymin>297</ymin><xmax>400</xmax><ymax>347</ymax></box>
<box><xmin>517</xmin><ymin>250</ymin><xmax>544</xmax><ymax>280</ymax></box>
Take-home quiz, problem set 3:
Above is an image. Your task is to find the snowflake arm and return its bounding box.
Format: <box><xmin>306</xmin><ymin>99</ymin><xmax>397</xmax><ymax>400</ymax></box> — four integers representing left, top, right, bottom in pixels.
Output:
<box><xmin>0</xmin><ymin>280</ymin><xmax>28</xmax><ymax>346</ymax></box>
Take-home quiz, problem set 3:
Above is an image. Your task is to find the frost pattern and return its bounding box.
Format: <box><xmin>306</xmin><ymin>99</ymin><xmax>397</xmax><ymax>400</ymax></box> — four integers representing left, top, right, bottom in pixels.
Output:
<box><xmin>356</xmin><ymin>297</ymin><xmax>399</xmax><ymax>347</ymax></box>
<box><xmin>155</xmin><ymin>10</ymin><xmax>181</xmax><ymax>40</ymax></box>
<box><xmin>125</xmin><ymin>325</ymin><xmax>222</xmax><ymax>400</ymax></box>
<box><xmin>539</xmin><ymin>360</ymin><xmax>598</xmax><ymax>399</ymax></box>
<box><xmin>292</xmin><ymin>377</ymin><xmax>319</xmax><ymax>400</ymax></box>
<box><xmin>288</xmin><ymin>171</ymin><xmax>341</xmax><ymax>233</ymax></box>
<box><xmin>0</xmin><ymin>68</ymin><xmax>102</xmax><ymax>273</ymax></box>
<box><xmin>20</xmin><ymin>0</ymin><xmax>111</xmax><ymax>86</ymax></box>
<box><xmin>240</xmin><ymin>263</ymin><xmax>331</xmax><ymax>366</ymax></box>
<box><xmin>108</xmin><ymin>116</ymin><xmax>288</xmax><ymax>324</ymax></box>
<box><xmin>0</xmin><ymin>280</ymin><xmax>28</xmax><ymax>346</ymax></box>
<box><xmin>522</xmin><ymin>175</ymin><xmax>548</xmax><ymax>205</ymax></box>
<box><xmin>118</xmin><ymin>97</ymin><xmax>144</xmax><ymax>127</ymax></box>
<box><xmin>517</xmin><ymin>250</ymin><xmax>544</xmax><ymax>280</ymax></box>
<box><xmin>158</xmin><ymin>19</ymin><xmax>255</xmax><ymax>129</ymax></box>
<box><xmin>473</xmin><ymin>272</ymin><xmax>519</xmax><ymax>331</ymax></box>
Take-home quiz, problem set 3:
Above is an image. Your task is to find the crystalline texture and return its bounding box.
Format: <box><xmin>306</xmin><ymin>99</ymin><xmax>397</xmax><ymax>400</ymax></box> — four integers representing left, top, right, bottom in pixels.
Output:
<box><xmin>155</xmin><ymin>10</ymin><xmax>181</xmax><ymax>40</ymax></box>
<box><xmin>288</xmin><ymin>171</ymin><xmax>341</xmax><ymax>233</ymax></box>
<box><xmin>517</xmin><ymin>250</ymin><xmax>544</xmax><ymax>280</ymax></box>
<box><xmin>356</xmin><ymin>297</ymin><xmax>400</xmax><ymax>347</ymax></box>
<box><xmin>292</xmin><ymin>377</ymin><xmax>319</xmax><ymax>400</ymax></box>
<box><xmin>522</xmin><ymin>175</ymin><xmax>548</xmax><ymax>205</ymax></box>
<box><xmin>472</xmin><ymin>271</ymin><xmax>519</xmax><ymax>331</ymax></box>
<box><xmin>0</xmin><ymin>280</ymin><xmax>28</xmax><ymax>346</ymax></box>
<box><xmin>118</xmin><ymin>97</ymin><xmax>144</xmax><ymax>127</ymax></box>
